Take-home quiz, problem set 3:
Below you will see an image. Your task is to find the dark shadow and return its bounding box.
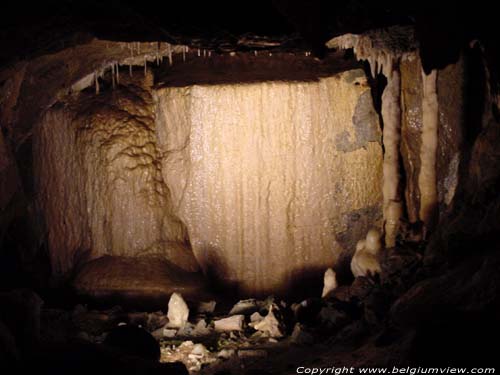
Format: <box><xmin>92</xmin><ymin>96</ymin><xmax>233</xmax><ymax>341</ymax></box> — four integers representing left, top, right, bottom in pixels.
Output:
<box><xmin>202</xmin><ymin>245</ymin><xmax>241</xmax><ymax>301</ymax></box>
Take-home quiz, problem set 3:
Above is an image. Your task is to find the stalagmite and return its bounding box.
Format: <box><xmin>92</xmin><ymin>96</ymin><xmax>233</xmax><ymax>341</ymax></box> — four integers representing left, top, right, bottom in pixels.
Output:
<box><xmin>418</xmin><ymin>69</ymin><xmax>439</xmax><ymax>232</ymax></box>
<box><xmin>197</xmin><ymin>48</ymin><xmax>201</xmax><ymax>57</ymax></box>
<box><xmin>167</xmin><ymin>292</ymin><xmax>189</xmax><ymax>328</ymax></box>
<box><xmin>381</xmin><ymin>59</ymin><xmax>402</xmax><ymax>248</ymax></box>
<box><xmin>321</xmin><ymin>268</ymin><xmax>337</xmax><ymax>298</ymax></box>
<box><xmin>350</xmin><ymin>229</ymin><xmax>382</xmax><ymax>278</ymax></box>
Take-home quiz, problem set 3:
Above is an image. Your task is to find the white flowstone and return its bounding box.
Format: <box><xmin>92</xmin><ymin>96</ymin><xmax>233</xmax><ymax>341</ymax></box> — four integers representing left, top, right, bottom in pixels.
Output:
<box><xmin>214</xmin><ymin>315</ymin><xmax>245</xmax><ymax>332</ymax></box>
<box><xmin>321</xmin><ymin>268</ymin><xmax>338</xmax><ymax>298</ymax></box>
<box><xmin>167</xmin><ymin>292</ymin><xmax>189</xmax><ymax>328</ymax></box>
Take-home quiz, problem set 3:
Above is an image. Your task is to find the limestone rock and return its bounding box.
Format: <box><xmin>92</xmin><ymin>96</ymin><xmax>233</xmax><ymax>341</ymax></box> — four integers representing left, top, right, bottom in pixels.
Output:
<box><xmin>322</xmin><ymin>268</ymin><xmax>338</xmax><ymax>298</ymax></box>
<box><xmin>214</xmin><ymin>315</ymin><xmax>245</xmax><ymax>332</ymax></box>
<box><xmin>250</xmin><ymin>305</ymin><xmax>284</xmax><ymax>338</ymax></box>
<box><xmin>250</xmin><ymin>312</ymin><xmax>264</xmax><ymax>323</ymax></box>
<box><xmin>33</xmin><ymin>82</ymin><xmax>189</xmax><ymax>277</ymax></box>
<box><xmin>72</xmin><ymin>256</ymin><xmax>211</xmax><ymax>309</ymax></box>
<box><xmin>229</xmin><ymin>299</ymin><xmax>259</xmax><ymax>316</ymax></box>
<box><xmin>167</xmin><ymin>293</ymin><xmax>189</xmax><ymax>328</ymax></box>
<box><xmin>155</xmin><ymin>70</ymin><xmax>383</xmax><ymax>295</ymax></box>
<box><xmin>192</xmin><ymin>319</ymin><xmax>212</xmax><ymax>336</ymax></box>
<box><xmin>197</xmin><ymin>300</ymin><xmax>216</xmax><ymax>314</ymax></box>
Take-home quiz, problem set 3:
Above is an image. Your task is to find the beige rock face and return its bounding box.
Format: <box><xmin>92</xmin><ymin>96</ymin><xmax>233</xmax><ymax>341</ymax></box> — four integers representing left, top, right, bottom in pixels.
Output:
<box><xmin>34</xmin><ymin>76</ymin><xmax>191</xmax><ymax>276</ymax></box>
<box><xmin>155</xmin><ymin>71</ymin><xmax>383</xmax><ymax>296</ymax></box>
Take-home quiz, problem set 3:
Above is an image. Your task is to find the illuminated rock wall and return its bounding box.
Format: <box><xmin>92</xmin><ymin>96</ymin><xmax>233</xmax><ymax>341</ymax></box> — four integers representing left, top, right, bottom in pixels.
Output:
<box><xmin>34</xmin><ymin>78</ymin><xmax>188</xmax><ymax>276</ymax></box>
<box><xmin>155</xmin><ymin>70</ymin><xmax>383</xmax><ymax>295</ymax></box>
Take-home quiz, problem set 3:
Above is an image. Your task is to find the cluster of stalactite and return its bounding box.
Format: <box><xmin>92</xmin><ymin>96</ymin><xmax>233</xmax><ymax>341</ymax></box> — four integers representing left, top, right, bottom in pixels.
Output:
<box><xmin>328</xmin><ymin>28</ymin><xmax>444</xmax><ymax>245</ymax></box>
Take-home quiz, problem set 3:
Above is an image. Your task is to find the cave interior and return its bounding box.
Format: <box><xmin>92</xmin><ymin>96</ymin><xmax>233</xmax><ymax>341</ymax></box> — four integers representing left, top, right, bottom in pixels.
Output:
<box><xmin>1</xmin><ymin>1</ymin><xmax>500</xmax><ymax>373</ymax></box>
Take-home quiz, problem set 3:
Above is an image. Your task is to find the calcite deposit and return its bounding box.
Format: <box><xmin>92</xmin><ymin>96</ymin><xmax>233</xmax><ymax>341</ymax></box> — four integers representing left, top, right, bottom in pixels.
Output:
<box><xmin>155</xmin><ymin>71</ymin><xmax>383</xmax><ymax>295</ymax></box>
<box><xmin>34</xmin><ymin>74</ymin><xmax>190</xmax><ymax>276</ymax></box>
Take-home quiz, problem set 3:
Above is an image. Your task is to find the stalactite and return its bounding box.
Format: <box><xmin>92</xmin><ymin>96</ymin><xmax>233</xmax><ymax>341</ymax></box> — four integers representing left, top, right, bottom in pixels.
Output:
<box><xmin>182</xmin><ymin>46</ymin><xmax>186</xmax><ymax>62</ymax></box>
<box><xmin>418</xmin><ymin>69</ymin><xmax>439</xmax><ymax>233</ymax></box>
<box><xmin>115</xmin><ymin>63</ymin><xmax>120</xmax><ymax>85</ymax></box>
<box><xmin>94</xmin><ymin>72</ymin><xmax>99</xmax><ymax>95</ymax></box>
<box><xmin>197</xmin><ymin>48</ymin><xmax>201</xmax><ymax>57</ymax></box>
<box><xmin>381</xmin><ymin>58</ymin><xmax>402</xmax><ymax>248</ymax></box>
<box><xmin>144</xmin><ymin>56</ymin><xmax>147</xmax><ymax>76</ymax></box>
<box><xmin>168</xmin><ymin>44</ymin><xmax>173</xmax><ymax>66</ymax></box>
<box><xmin>129</xmin><ymin>64</ymin><xmax>132</xmax><ymax>77</ymax></box>
<box><xmin>111</xmin><ymin>64</ymin><xmax>115</xmax><ymax>89</ymax></box>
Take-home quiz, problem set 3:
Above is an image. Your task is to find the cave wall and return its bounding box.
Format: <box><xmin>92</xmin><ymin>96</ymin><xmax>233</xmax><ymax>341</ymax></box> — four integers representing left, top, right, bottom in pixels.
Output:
<box><xmin>33</xmin><ymin>74</ymin><xmax>187</xmax><ymax>277</ymax></box>
<box><xmin>155</xmin><ymin>70</ymin><xmax>383</xmax><ymax>296</ymax></box>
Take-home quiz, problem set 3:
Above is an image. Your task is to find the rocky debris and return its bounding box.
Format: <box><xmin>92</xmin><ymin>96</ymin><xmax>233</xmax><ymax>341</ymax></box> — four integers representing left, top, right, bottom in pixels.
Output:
<box><xmin>228</xmin><ymin>299</ymin><xmax>260</xmax><ymax>315</ymax></box>
<box><xmin>319</xmin><ymin>304</ymin><xmax>350</xmax><ymax>328</ymax></box>
<box><xmin>197</xmin><ymin>301</ymin><xmax>216</xmax><ymax>314</ymax></box>
<box><xmin>217</xmin><ymin>348</ymin><xmax>236</xmax><ymax>359</ymax></box>
<box><xmin>214</xmin><ymin>315</ymin><xmax>245</xmax><ymax>332</ymax></box>
<box><xmin>103</xmin><ymin>324</ymin><xmax>160</xmax><ymax>361</ymax></box>
<box><xmin>167</xmin><ymin>293</ymin><xmax>189</xmax><ymax>328</ymax></box>
<box><xmin>160</xmin><ymin>340</ymin><xmax>217</xmax><ymax>372</ymax></box>
<box><xmin>250</xmin><ymin>304</ymin><xmax>285</xmax><ymax>338</ymax></box>
<box><xmin>322</xmin><ymin>268</ymin><xmax>338</xmax><ymax>298</ymax></box>
<box><xmin>292</xmin><ymin>299</ymin><xmax>323</xmax><ymax>325</ymax></box>
<box><xmin>250</xmin><ymin>312</ymin><xmax>264</xmax><ymax>323</ymax></box>
<box><xmin>192</xmin><ymin>319</ymin><xmax>212</xmax><ymax>337</ymax></box>
<box><xmin>290</xmin><ymin>323</ymin><xmax>314</xmax><ymax>345</ymax></box>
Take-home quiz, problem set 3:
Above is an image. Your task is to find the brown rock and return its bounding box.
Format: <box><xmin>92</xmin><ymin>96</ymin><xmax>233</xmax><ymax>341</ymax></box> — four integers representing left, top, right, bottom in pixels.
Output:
<box><xmin>72</xmin><ymin>256</ymin><xmax>211</xmax><ymax>309</ymax></box>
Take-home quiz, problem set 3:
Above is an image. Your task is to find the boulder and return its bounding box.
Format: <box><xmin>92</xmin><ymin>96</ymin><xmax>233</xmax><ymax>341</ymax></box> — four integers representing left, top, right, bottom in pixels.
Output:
<box><xmin>214</xmin><ymin>315</ymin><xmax>245</xmax><ymax>332</ymax></box>
<box><xmin>72</xmin><ymin>256</ymin><xmax>211</xmax><ymax>310</ymax></box>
